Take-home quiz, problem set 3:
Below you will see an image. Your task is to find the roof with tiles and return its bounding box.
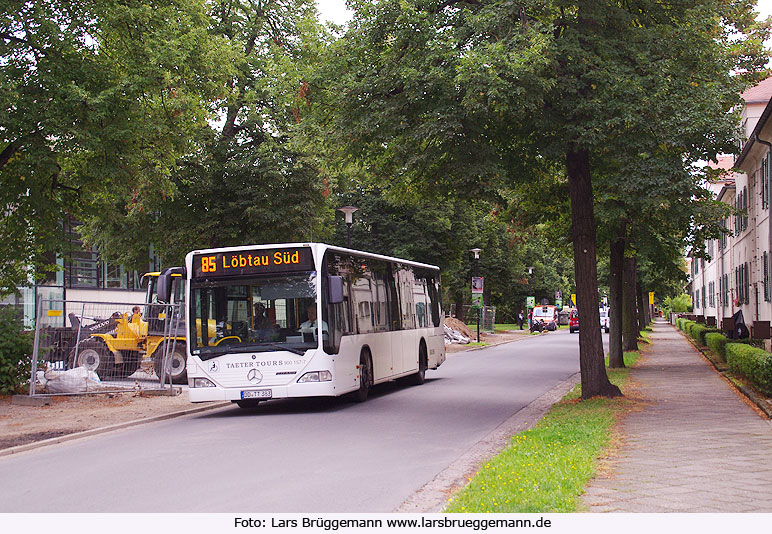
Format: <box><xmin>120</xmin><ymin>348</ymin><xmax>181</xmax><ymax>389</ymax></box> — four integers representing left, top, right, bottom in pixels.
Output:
<box><xmin>741</xmin><ymin>76</ymin><xmax>772</xmax><ymax>104</ymax></box>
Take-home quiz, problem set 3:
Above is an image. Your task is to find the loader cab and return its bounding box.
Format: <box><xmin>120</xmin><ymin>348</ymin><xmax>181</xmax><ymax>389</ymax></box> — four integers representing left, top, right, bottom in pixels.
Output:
<box><xmin>141</xmin><ymin>271</ymin><xmax>185</xmax><ymax>335</ymax></box>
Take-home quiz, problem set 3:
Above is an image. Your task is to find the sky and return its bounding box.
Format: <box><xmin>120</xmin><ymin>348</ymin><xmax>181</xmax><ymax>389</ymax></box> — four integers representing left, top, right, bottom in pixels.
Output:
<box><xmin>316</xmin><ymin>0</ymin><xmax>352</xmax><ymax>26</ymax></box>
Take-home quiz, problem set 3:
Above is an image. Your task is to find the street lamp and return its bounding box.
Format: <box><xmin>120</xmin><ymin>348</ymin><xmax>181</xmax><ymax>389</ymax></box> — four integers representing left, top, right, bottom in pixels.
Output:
<box><xmin>338</xmin><ymin>206</ymin><xmax>359</xmax><ymax>248</ymax></box>
<box><xmin>470</xmin><ymin>248</ymin><xmax>482</xmax><ymax>342</ymax></box>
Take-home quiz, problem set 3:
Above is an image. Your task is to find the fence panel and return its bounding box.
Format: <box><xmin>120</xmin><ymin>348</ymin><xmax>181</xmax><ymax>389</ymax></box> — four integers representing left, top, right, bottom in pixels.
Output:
<box><xmin>446</xmin><ymin>304</ymin><xmax>496</xmax><ymax>332</ymax></box>
<box><xmin>30</xmin><ymin>299</ymin><xmax>184</xmax><ymax>396</ymax></box>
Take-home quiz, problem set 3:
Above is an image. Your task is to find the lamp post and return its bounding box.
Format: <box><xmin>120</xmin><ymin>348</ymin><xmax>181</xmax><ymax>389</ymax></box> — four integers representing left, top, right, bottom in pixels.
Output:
<box><xmin>338</xmin><ymin>206</ymin><xmax>359</xmax><ymax>248</ymax></box>
<box><xmin>470</xmin><ymin>248</ymin><xmax>482</xmax><ymax>342</ymax></box>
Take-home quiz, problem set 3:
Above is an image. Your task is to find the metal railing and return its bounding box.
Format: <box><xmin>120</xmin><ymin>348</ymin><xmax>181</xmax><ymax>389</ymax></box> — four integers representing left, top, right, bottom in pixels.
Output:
<box><xmin>29</xmin><ymin>297</ymin><xmax>184</xmax><ymax>396</ymax></box>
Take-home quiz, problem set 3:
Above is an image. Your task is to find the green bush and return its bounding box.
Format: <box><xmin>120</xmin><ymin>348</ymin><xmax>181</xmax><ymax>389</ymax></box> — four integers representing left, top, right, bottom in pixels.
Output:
<box><xmin>725</xmin><ymin>342</ymin><xmax>772</xmax><ymax>395</ymax></box>
<box><xmin>663</xmin><ymin>294</ymin><xmax>692</xmax><ymax>315</ymax></box>
<box><xmin>705</xmin><ymin>332</ymin><xmax>729</xmax><ymax>360</ymax></box>
<box><xmin>689</xmin><ymin>324</ymin><xmax>719</xmax><ymax>345</ymax></box>
<box><xmin>0</xmin><ymin>306</ymin><xmax>34</xmax><ymax>395</ymax></box>
<box><xmin>676</xmin><ymin>318</ymin><xmax>685</xmax><ymax>330</ymax></box>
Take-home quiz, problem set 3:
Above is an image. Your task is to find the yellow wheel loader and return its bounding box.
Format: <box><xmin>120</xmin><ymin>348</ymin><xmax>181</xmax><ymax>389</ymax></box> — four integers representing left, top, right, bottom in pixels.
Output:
<box><xmin>67</xmin><ymin>271</ymin><xmax>188</xmax><ymax>384</ymax></box>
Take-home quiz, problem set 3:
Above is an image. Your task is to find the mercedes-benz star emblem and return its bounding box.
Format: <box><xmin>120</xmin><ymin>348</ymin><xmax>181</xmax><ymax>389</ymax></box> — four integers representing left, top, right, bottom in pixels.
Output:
<box><xmin>247</xmin><ymin>368</ymin><xmax>263</xmax><ymax>384</ymax></box>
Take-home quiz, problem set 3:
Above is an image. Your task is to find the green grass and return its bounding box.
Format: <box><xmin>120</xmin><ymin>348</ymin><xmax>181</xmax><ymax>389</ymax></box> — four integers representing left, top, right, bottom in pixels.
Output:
<box><xmin>494</xmin><ymin>323</ymin><xmax>519</xmax><ymax>333</ymax></box>
<box><xmin>445</xmin><ymin>351</ymin><xmax>639</xmax><ymax>513</ymax></box>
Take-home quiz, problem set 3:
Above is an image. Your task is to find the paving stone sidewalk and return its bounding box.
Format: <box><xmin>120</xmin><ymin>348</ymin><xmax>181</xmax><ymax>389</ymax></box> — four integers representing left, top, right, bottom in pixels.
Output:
<box><xmin>583</xmin><ymin>319</ymin><xmax>772</xmax><ymax>512</ymax></box>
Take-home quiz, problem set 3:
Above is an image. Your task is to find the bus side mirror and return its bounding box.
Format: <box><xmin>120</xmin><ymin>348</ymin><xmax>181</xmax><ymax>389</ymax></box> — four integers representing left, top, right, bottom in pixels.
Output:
<box><xmin>157</xmin><ymin>267</ymin><xmax>186</xmax><ymax>303</ymax></box>
<box><xmin>328</xmin><ymin>276</ymin><xmax>344</xmax><ymax>304</ymax></box>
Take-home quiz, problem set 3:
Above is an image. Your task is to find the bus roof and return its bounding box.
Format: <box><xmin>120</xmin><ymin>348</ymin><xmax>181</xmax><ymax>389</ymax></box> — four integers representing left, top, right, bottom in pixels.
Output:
<box><xmin>186</xmin><ymin>243</ymin><xmax>440</xmax><ymax>271</ymax></box>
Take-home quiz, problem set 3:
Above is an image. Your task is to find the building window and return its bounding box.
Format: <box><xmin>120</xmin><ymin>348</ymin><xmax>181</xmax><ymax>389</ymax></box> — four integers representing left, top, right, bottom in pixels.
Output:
<box><xmin>709</xmin><ymin>281</ymin><xmax>715</xmax><ymax>308</ymax></box>
<box><xmin>765</xmin><ymin>252</ymin><xmax>770</xmax><ymax>302</ymax></box>
<box><xmin>695</xmin><ymin>289</ymin><xmax>700</xmax><ymax>309</ymax></box>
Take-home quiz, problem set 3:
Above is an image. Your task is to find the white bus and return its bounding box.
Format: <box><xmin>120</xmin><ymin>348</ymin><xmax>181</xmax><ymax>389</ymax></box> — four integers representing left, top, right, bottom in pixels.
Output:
<box><xmin>159</xmin><ymin>243</ymin><xmax>445</xmax><ymax>407</ymax></box>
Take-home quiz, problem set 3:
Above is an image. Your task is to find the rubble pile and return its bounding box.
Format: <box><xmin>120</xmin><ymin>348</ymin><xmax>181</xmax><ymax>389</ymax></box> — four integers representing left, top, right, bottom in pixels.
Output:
<box><xmin>444</xmin><ymin>317</ymin><xmax>473</xmax><ymax>344</ymax></box>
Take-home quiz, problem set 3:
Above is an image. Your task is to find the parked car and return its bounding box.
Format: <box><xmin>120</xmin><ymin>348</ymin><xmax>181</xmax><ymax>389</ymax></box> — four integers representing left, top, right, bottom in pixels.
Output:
<box><xmin>599</xmin><ymin>308</ymin><xmax>610</xmax><ymax>333</ymax></box>
<box><xmin>569</xmin><ymin>308</ymin><xmax>579</xmax><ymax>333</ymax></box>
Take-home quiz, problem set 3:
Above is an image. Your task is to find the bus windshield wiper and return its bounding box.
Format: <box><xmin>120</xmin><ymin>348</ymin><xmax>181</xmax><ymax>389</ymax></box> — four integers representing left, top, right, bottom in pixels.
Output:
<box><xmin>256</xmin><ymin>343</ymin><xmax>307</xmax><ymax>356</ymax></box>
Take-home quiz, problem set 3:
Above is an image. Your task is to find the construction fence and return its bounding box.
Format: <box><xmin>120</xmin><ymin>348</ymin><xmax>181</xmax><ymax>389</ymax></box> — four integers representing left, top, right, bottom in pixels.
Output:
<box><xmin>29</xmin><ymin>298</ymin><xmax>186</xmax><ymax>396</ymax></box>
<box><xmin>446</xmin><ymin>304</ymin><xmax>496</xmax><ymax>332</ymax></box>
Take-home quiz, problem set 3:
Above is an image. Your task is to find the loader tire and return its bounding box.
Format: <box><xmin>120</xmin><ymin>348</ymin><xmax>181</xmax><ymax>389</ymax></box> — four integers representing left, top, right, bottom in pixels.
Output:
<box><xmin>113</xmin><ymin>350</ymin><xmax>142</xmax><ymax>378</ymax></box>
<box><xmin>154</xmin><ymin>341</ymin><xmax>188</xmax><ymax>384</ymax></box>
<box><xmin>68</xmin><ymin>339</ymin><xmax>115</xmax><ymax>379</ymax></box>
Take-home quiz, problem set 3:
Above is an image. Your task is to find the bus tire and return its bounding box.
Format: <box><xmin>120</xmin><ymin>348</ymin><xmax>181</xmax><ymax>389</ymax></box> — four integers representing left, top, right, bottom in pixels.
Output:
<box><xmin>352</xmin><ymin>350</ymin><xmax>372</xmax><ymax>402</ymax></box>
<box><xmin>234</xmin><ymin>399</ymin><xmax>261</xmax><ymax>409</ymax></box>
<box><xmin>154</xmin><ymin>342</ymin><xmax>188</xmax><ymax>384</ymax></box>
<box><xmin>68</xmin><ymin>339</ymin><xmax>114</xmax><ymax>379</ymax></box>
<box><xmin>408</xmin><ymin>342</ymin><xmax>427</xmax><ymax>386</ymax></box>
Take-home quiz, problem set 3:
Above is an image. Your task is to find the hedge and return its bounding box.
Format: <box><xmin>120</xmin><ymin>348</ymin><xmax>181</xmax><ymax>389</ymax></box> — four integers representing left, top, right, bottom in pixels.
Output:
<box><xmin>705</xmin><ymin>332</ymin><xmax>729</xmax><ymax>360</ymax></box>
<box><xmin>725</xmin><ymin>342</ymin><xmax>772</xmax><ymax>395</ymax></box>
<box><xmin>689</xmin><ymin>324</ymin><xmax>720</xmax><ymax>345</ymax></box>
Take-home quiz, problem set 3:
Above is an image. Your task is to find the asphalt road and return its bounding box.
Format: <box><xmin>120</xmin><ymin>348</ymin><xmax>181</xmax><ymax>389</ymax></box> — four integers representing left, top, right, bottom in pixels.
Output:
<box><xmin>0</xmin><ymin>329</ymin><xmax>598</xmax><ymax>512</ymax></box>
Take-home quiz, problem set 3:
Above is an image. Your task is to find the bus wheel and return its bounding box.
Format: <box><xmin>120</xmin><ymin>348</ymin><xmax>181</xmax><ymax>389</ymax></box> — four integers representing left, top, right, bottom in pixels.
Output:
<box><xmin>154</xmin><ymin>342</ymin><xmax>188</xmax><ymax>384</ymax></box>
<box><xmin>408</xmin><ymin>343</ymin><xmax>427</xmax><ymax>386</ymax></box>
<box><xmin>234</xmin><ymin>400</ymin><xmax>261</xmax><ymax>409</ymax></box>
<box><xmin>68</xmin><ymin>339</ymin><xmax>114</xmax><ymax>379</ymax></box>
<box><xmin>353</xmin><ymin>350</ymin><xmax>372</xmax><ymax>402</ymax></box>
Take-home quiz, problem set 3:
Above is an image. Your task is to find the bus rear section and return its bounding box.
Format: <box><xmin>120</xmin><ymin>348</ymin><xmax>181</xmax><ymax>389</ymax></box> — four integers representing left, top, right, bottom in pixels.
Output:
<box><xmin>182</xmin><ymin>243</ymin><xmax>445</xmax><ymax>405</ymax></box>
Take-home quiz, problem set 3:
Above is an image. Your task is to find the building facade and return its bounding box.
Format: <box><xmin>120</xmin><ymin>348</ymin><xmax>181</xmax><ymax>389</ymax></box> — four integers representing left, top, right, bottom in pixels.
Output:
<box><xmin>690</xmin><ymin>77</ymin><xmax>772</xmax><ymax>341</ymax></box>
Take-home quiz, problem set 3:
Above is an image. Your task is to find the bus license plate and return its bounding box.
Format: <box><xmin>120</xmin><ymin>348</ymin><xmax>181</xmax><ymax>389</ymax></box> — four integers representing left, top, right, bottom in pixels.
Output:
<box><xmin>241</xmin><ymin>389</ymin><xmax>272</xmax><ymax>400</ymax></box>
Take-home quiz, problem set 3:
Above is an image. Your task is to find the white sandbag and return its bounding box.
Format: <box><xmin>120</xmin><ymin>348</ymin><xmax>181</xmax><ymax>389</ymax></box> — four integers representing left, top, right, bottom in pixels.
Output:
<box><xmin>45</xmin><ymin>367</ymin><xmax>101</xmax><ymax>394</ymax></box>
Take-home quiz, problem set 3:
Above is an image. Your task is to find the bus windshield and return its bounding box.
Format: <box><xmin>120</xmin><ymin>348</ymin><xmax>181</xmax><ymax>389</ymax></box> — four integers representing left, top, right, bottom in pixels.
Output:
<box><xmin>190</xmin><ymin>271</ymin><xmax>318</xmax><ymax>359</ymax></box>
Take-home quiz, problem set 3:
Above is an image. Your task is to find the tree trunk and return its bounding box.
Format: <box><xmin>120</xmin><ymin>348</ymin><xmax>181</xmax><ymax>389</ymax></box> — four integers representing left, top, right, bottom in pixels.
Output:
<box><xmin>566</xmin><ymin>148</ymin><xmax>622</xmax><ymax>399</ymax></box>
<box><xmin>454</xmin><ymin>291</ymin><xmax>465</xmax><ymax>323</ymax></box>
<box><xmin>608</xmin><ymin>225</ymin><xmax>625</xmax><ymax>368</ymax></box>
<box><xmin>636</xmin><ymin>281</ymin><xmax>646</xmax><ymax>332</ymax></box>
<box><xmin>622</xmin><ymin>256</ymin><xmax>638</xmax><ymax>351</ymax></box>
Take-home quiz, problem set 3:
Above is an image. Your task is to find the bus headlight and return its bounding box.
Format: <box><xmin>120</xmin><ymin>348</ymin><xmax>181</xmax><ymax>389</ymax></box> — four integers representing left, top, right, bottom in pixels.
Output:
<box><xmin>192</xmin><ymin>378</ymin><xmax>216</xmax><ymax>388</ymax></box>
<box><xmin>298</xmin><ymin>370</ymin><xmax>332</xmax><ymax>383</ymax></box>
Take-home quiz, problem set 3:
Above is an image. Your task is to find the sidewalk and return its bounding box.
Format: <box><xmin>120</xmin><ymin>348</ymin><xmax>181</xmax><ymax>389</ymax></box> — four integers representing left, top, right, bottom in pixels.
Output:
<box><xmin>583</xmin><ymin>319</ymin><xmax>772</xmax><ymax>512</ymax></box>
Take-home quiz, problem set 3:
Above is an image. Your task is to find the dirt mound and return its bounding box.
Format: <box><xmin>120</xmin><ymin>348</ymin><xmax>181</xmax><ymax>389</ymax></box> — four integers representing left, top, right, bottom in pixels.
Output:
<box><xmin>444</xmin><ymin>317</ymin><xmax>475</xmax><ymax>339</ymax></box>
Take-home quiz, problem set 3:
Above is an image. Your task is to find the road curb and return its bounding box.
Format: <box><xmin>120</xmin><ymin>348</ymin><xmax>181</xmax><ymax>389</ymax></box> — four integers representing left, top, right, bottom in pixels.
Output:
<box><xmin>394</xmin><ymin>371</ymin><xmax>581</xmax><ymax>513</ymax></box>
<box><xmin>0</xmin><ymin>401</ymin><xmax>232</xmax><ymax>458</ymax></box>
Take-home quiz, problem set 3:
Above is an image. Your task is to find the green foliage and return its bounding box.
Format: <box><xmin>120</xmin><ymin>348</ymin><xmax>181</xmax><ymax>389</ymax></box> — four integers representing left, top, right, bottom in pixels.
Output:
<box><xmin>329</xmin><ymin>187</ymin><xmax>574</xmax><ymax>324</ymax></box>
<box><xmin>705</xmin><ymin>332</ymin><xmax>729</xmax><ymax>361</ymax></box>
<box><xmin>0</xmin><ymin>306</ymin><xmax>34</xmax><ymax>394</ymax></box>
<box><xmin>663</xmin><ymin>294</ymin><xmax>693</xmax><ymax>315</ymax></box>
<box><xmin>725</xmin><ymin>343</ymin><xmax>772</xmax><ymax>395</ymax></box>
<box><xmin>688</xmin><ymin>324</ymin><xmax>719</xmax><ymax>345</ymax></box>
<box><xmin>80</xmin><ymin>0</ymin><xmax>331</xmax><ymax>268</ymax></box>
<box><xmin>0</xmin><ymin>0</ymin><xmax>235</xmax><ymax>291</ymax></box>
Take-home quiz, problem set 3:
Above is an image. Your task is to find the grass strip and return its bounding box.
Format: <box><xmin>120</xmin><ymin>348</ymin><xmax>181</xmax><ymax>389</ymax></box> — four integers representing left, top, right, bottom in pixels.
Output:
<box><xmin>494</xmin><ymin>324</ymin><xmax>519</xmax><ymax>333</ymax></box>
<box><xmin>445</xmin><ymin>351</ymin><xmax>639</xmax><ymax>513</ymax></box>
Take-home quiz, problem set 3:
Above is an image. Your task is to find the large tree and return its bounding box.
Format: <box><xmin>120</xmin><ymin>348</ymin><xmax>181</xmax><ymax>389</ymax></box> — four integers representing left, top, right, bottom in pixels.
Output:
<box><xmin>306</xmin><ymin>0</ymin><xmax>769</xmax><ymax>398</ymax></box>
<box><xmin>0</xmin><ymin>0</ymin><xmax>233</xmax><ymax>292</ymax></box>
<box><xmin>81</xmin><ymin>0</ymin><xmax>333</xmax><ymax>267</ymax></box>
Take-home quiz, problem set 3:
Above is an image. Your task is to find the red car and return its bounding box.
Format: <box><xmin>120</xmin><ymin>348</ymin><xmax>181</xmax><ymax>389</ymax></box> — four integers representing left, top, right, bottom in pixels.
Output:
<box><xmin>569</xmin><ymin>309</ymin><xmax>579</xmax><ymax>333</ymax></box>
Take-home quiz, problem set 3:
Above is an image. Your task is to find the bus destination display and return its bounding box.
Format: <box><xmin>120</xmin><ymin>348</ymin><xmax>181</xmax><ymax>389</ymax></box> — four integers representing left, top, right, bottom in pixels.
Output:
<box><xmin>193</xmin><ymin>248</ymin><xmax>314</xmax><ymax>278</ymax></box>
